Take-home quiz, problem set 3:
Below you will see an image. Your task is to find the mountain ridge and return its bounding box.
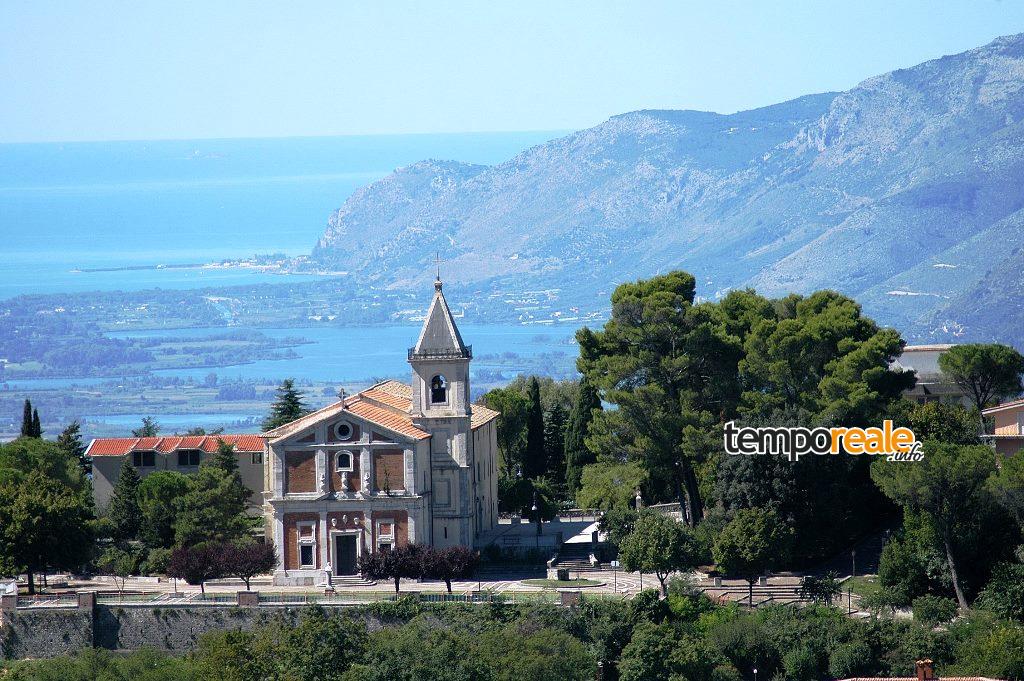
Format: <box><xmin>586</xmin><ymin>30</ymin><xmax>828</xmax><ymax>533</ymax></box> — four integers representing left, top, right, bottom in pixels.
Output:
<box><xmin>313</xmin><ymin>33</ymin><xmax>1024</xmax><ymax>346</ymax></box>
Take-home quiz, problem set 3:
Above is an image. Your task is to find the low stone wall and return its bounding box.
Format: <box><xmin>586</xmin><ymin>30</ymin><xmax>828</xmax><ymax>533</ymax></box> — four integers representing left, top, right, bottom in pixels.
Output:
<box><xmin>1</xmin><ymin>609</ymin><xmax>94</xmax><ymax>660</ymax></box>
<box><xmin>94</xmin><ymin>604</ymin><xmax>305</xmax><ymax>652</ymax></box>
<box><xmin>2</xmin><ymin>603</ymin><xmax>388</xmax><ymax>659</ymax></box>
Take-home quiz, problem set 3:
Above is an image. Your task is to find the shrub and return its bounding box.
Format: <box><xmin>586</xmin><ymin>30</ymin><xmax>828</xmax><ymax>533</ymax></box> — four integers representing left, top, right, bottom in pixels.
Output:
<box><xmin>829</xmin><ymin>640</ymin><xmax>876</xmax><ymax>679</ymax></box>
<box><xmin>976</xmin><ymin>561</ymin><xmax>1024</xmax><ymax>622</ymax></box>
<box><xmin>142</xmin><ymin>547</ymin><xmax>173</xmax><ymax>576</ymax></box>
<box><xmin>912</xmin><ymin>594</ymin><xmax>958</xmax><ymax>627</ymax></box>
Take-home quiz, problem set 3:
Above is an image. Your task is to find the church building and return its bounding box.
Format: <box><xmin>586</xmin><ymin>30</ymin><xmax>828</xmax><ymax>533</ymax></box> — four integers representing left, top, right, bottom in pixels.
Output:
<box><xmin>262</xmin><ymin>278</ymin><xmax>500</xmax><ymax>585</ymax></box>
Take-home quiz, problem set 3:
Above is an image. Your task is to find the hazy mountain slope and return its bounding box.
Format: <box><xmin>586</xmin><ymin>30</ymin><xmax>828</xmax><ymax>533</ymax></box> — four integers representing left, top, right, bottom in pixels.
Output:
<box><xmin>313</xmin><ymin>34</ymin><xmax>1024</xmax><ymax>345</ymax></box>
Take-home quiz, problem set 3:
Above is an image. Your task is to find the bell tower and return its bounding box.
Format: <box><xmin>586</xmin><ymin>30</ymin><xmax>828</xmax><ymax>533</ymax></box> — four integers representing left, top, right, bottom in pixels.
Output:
<box><xmin>408</xmin><ymin>275</ymin><xmax>476</xmax><ymax>548</ymax></box>
<box><xmin>408</xmin><ymin>277</ymin><xmax>472</xmax><ymax>419</ymax></box>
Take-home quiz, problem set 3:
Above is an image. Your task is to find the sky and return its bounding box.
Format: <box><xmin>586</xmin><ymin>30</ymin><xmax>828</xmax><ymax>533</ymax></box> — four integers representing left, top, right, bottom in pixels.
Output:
<box><xmin>3</xmin><ymin>1</ymin><xmax>1024</xmax><ymax>143</ymax></box>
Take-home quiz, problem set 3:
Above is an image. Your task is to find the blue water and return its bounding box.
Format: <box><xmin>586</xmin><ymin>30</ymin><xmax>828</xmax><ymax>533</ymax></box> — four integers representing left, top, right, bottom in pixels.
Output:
<box><xmin>109</xmin><ymin>323</ymin><xmax>580</xmax><ymax>384</ymax></box>
<box><xmin>0</xmin><ymin>132</ymin><xmax>562</xmax><ymax>297</ymax></box>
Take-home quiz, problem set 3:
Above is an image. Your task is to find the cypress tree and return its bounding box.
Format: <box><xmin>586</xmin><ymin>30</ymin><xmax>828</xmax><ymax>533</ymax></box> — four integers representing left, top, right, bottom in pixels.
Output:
<box><xmin>262</xmin><ymin>378</ymin><xmax>311</xmax><ymax>431</ymax></box>
<box><xmin>543</xmin><ymin>401</ymin><xmax>568</xmax><ymax>487</ymax></box>
<box><xmin>523</xmin><ymin>376</ymin><xmax>546</xmax><ymax>479</ymax></box>
<box><xmin>31</xmin><ymin>409</ymin><xmax>42</xmax><ymax>438</ymax></box>
<box><xmin>20</xmin><ymin>399</ymin><xmax>33</xmax><ymax>437</ymax></box>
<box><xmin>108</xmin><ymin>462</ymin><xmax>142</xmax><ymax>543</ymax></box>
<box><xmin>564</xmin><ymin>378</ymin><xmax>601</xmax><ymax>495</ymax></box>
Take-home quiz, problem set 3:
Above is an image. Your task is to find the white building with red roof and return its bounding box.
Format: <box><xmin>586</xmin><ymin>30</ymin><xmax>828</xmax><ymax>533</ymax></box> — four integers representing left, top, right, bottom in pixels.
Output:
<box><xmin>87</xmin><ymin>434</ymin><xmax>266</xmax><ymax>509</ymax></box>
<box><xmin>261</xmin><ymin>278</ymin><xmax>500</xmax><ymax>585</ymax></box>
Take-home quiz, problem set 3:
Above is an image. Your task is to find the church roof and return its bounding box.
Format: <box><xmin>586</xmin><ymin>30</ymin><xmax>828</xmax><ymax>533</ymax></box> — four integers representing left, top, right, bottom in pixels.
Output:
<box><xmin>409</xmin><ymin>279</ymin><xmax>471</xmax><ymax>360</ymax></box>
<box><xmin>261</xmin><ymin>378</ymin><xmax>497</xmax><ymax>442</ymax></box>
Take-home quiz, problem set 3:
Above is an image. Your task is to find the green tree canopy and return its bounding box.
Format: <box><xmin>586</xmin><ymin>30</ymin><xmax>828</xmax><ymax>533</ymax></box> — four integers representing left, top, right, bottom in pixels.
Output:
<box><xmin>0</xmin><ymin>436</ymin><xmax>90</xmax><ymax>498</ymax></box>
<box><xmin>578</xmin><ymin>271</ymin><xmax>741</xmax><ymax>525</ymax></box>
<box><xmin>542</xmin><ymin>400</ymin><xmax>568</xmax><ymax>486</ymax></box>
<box><xmin>564</xmin><ymin>377</ymin><xmax>601</xmax><ymax>495</ymax></box>
<box><xmin>20</xmin><ymin>399</ymin><xmax>33</xmax><ymax>437</ymax></box>
<box><xmin>137</xmin><ymin>470</ymin><xmax>191</xmax><ymax>549</ymax></box>
<box><xmin>713</xmin><ymin>507</ymin><xmax>794</xmax><ymax>606</ymax></box>
<box><xmin>987</xmin><ymin>449</ymin><xmax>1024</xmax><ymax>529</ymax></box>
<box><xmin>619</xmin><ymin>510</ymin><xmax>700</xmax><ymax>596</ymax></box>
<box><xmin>0</xmin><ymin>470</ymin><xmax>93</xmax><ymax>593</ymax></box>
<box><xmin>132</xmin><ymin>416</ymin><xmax>160</xmax><ymax>437</ymax></box>
<box><xmin>938</xmin><ymin>343</ymin><xmax>1024</xmax><ymax>414</ymax></box>
<box><xmin>740</xmin><ymin>290</ymin><xmax>914</xmax><ymax>423</ymax></box>
<box><xmin>906</xmin><ymin>401</ymin><xmax>982</xmax><ymax>445</ymax></box>
<box><xmin>576</xmin><ymin>460</ymin><xmax>646</xmax><ymax>511</ymax></box>
<box><xmin>523</xmin><ymin>376</ymin><xmax>546</xmax><ymax>479</ymax></box>
<box><xmin>107</xmin><ymin>462</ymin><xmax>142</xmax><ymax>543</ymax></box>
<box><xmin>481</xmin><ymin>386</ymin><xmax>530</xmax><ymax>477</ymax></box>
<box><xmin>262</xmin><ymin>378</ymin><xmax>311</xmax><ymax>431</ymax></box>
<box><xmin>173</xmin><ymin>462</ymin><xmax>251</xmax><ymax>546</ymax></box>
<box><xmin>56</xmin><ymin>420</ymin><xmax>90</xmax><ymax>475</ymax></box>
<box><xmin>872</xmin><ymin>442</ymin><xmax>998</xmax><ymax>609</ymax></box>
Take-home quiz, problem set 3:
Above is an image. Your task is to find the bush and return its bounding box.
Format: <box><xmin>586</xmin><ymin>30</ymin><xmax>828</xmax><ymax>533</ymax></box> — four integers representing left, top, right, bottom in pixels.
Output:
<box><xmin>912</xmin><ymin>595</ymin><xmax>958</xmax><ymax>627</ymax></box>
<box><xmin>829</xmin><ymin>640</ymin><xmax>876</xmax><ymax>679</ymax></box>
<box><xmin>782</xmin><ymin>645</ymin><xmax>820</xmax><ymax>681</ymax></box>
<box><xmin>799</xmin><ymin>572</ymin><xmax>842</xmax><ymax>606</ymax></box>
<box><xmin>877</xmin><ymin>530</ymin><xmax>930</xmax><ymax>607</ymax></box>
<box><xmin>141</xmin><ymin>547</ymin><xmax>173</xmax><ymax>576</ymax></box>
<box><xmin>976</xmin><ymin>561</ymin><xmax>1024</xmax><ymax>622</ymax></box>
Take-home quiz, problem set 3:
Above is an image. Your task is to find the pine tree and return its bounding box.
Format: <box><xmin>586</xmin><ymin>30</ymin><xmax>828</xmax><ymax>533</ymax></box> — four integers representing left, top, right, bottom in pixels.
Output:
<box><xmin>31</xmin><ymin>409</ymin><xmax>42</xmax><ymax>438</ymax></box>
<box><xmin>262</xmin><ymin>378</ymin><xmax>311</xmax><ymax>431</ymax></box>
<box><xmin>108</xmin><ymin>462</ymin><xmax>142</xmax><ymax>543</ymax></box>
<box><xmin>543</xmin><ymin>401</ymin><xmax>568</xmax><ymax>487</ymax></box>
<box><xmin>195</xmin><ymin>439</ymin><xmax>250</xmax><ymax>522</ymax></box>
<box><xmin>211</xmin><ymin>438</ymin><xmax>240</xmax><ymax>475</ymax></box>
<box><xmin>564</xmin><ymin>377</ymin><xmax>601</xmax><ymax>495</ymax></box>
<box><xmin>57</xmin><ymin>420</ymin><xmax>89</xmax><ymax>475</ymax></box>
<box><xmin>132</xmin><ymin>416</ymin><xmax>160</xmax><ymax>437</ymax></box>
<box><xmin>20</xmin><ymin>399</ymin><xmax>33</xmax><ymax>437</ymax></box>
<box><xmin>523</xmin><ymin>376</ymin><xmax>546</xmax><ymax>479</ymax></box>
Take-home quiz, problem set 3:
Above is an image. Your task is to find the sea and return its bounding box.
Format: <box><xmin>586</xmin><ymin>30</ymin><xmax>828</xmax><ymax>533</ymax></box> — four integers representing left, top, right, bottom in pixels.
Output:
<box><xmin>0</xmin><ymin>132</ymin><xmax>583</xmax><ymax>432</ymax></box>
<box><xmin>0</xmin><ymin>132</ymin><xmax>562</xmax><ymax>297</ymax></box>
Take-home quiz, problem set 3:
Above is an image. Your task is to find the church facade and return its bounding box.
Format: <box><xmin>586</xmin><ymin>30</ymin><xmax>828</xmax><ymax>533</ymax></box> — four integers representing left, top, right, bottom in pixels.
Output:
<box><xmin>262</xmin><ymin>279</ymin><xmax>500</xmax><ymax>586</ymax></box>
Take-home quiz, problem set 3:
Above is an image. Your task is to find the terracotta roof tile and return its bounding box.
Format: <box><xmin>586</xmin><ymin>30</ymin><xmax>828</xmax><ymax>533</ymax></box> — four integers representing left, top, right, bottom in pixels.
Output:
<box><xmin>261</xmin><ymin>401</ymin><xmax>349</xmax><ymax>440</ymax></box>
<box><xmin>86</xmin><ymin>434</ymin><xmax>263</xmax><ymax>457</ymax></box>
<box><xmin>361</xmin><ymin>387</ymin><xmax>412</xmax><ymax>411</ymax></box>
<box><xmin>471</xmin><ymin>404</ymin><xmax>500</xmax><ymax>429</ymax></box>
<box><xmin>345</xmin><ymin>400</ymin><xmax>430</xmax><ymax>440</ymax></box>
<box><xmin>262</xmin><ymin>380</ymin><xmax>497</xmax><ymax>443</ymax></box>
<box><xmin>85</xmin><ymin>438</ymin><xmax>139</xmax><ymax>456</ymax></box>
<box><xmin>374</xmin><ymin>380</ymin><xmax>412</xmax><ymax>399</ymax></box>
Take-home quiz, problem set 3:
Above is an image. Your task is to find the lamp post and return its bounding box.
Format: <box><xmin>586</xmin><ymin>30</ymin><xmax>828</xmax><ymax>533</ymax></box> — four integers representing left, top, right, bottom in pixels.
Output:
<box><xmin>753</xmin><ymin>668</ymin><xmax>758</xmax><ymax>681</ymax></box>
<box><xmin>531</xmin><ymin>492</ymin><xmax>540</xmax><ymax>548</ymax></box>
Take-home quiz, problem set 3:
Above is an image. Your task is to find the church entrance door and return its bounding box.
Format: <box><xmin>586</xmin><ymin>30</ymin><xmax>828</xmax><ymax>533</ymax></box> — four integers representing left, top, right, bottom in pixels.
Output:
<box><xmin>334</xmin><ymin>535</ymin><xmax>358</xmax><ymax>576</ymax></box>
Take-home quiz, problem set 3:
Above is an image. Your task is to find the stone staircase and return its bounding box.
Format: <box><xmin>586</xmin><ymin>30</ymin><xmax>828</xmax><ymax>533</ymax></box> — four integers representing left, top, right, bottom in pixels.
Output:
<box><xmin>328</xmin><ymin>575</ymin><xmax>377</xmax><ymax>587</ymax></box>
<box><xmin>550</xmin><ymin>542</ymin><xmax>599</xmax><ymax>573</ymax></box>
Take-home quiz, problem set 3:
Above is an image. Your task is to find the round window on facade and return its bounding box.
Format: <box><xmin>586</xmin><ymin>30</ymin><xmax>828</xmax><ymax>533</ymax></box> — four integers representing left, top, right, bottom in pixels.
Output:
<box><xmin>335</xmin><ymin>422</ymin><xmax>353</xmax><ymax>440</ymax></box>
